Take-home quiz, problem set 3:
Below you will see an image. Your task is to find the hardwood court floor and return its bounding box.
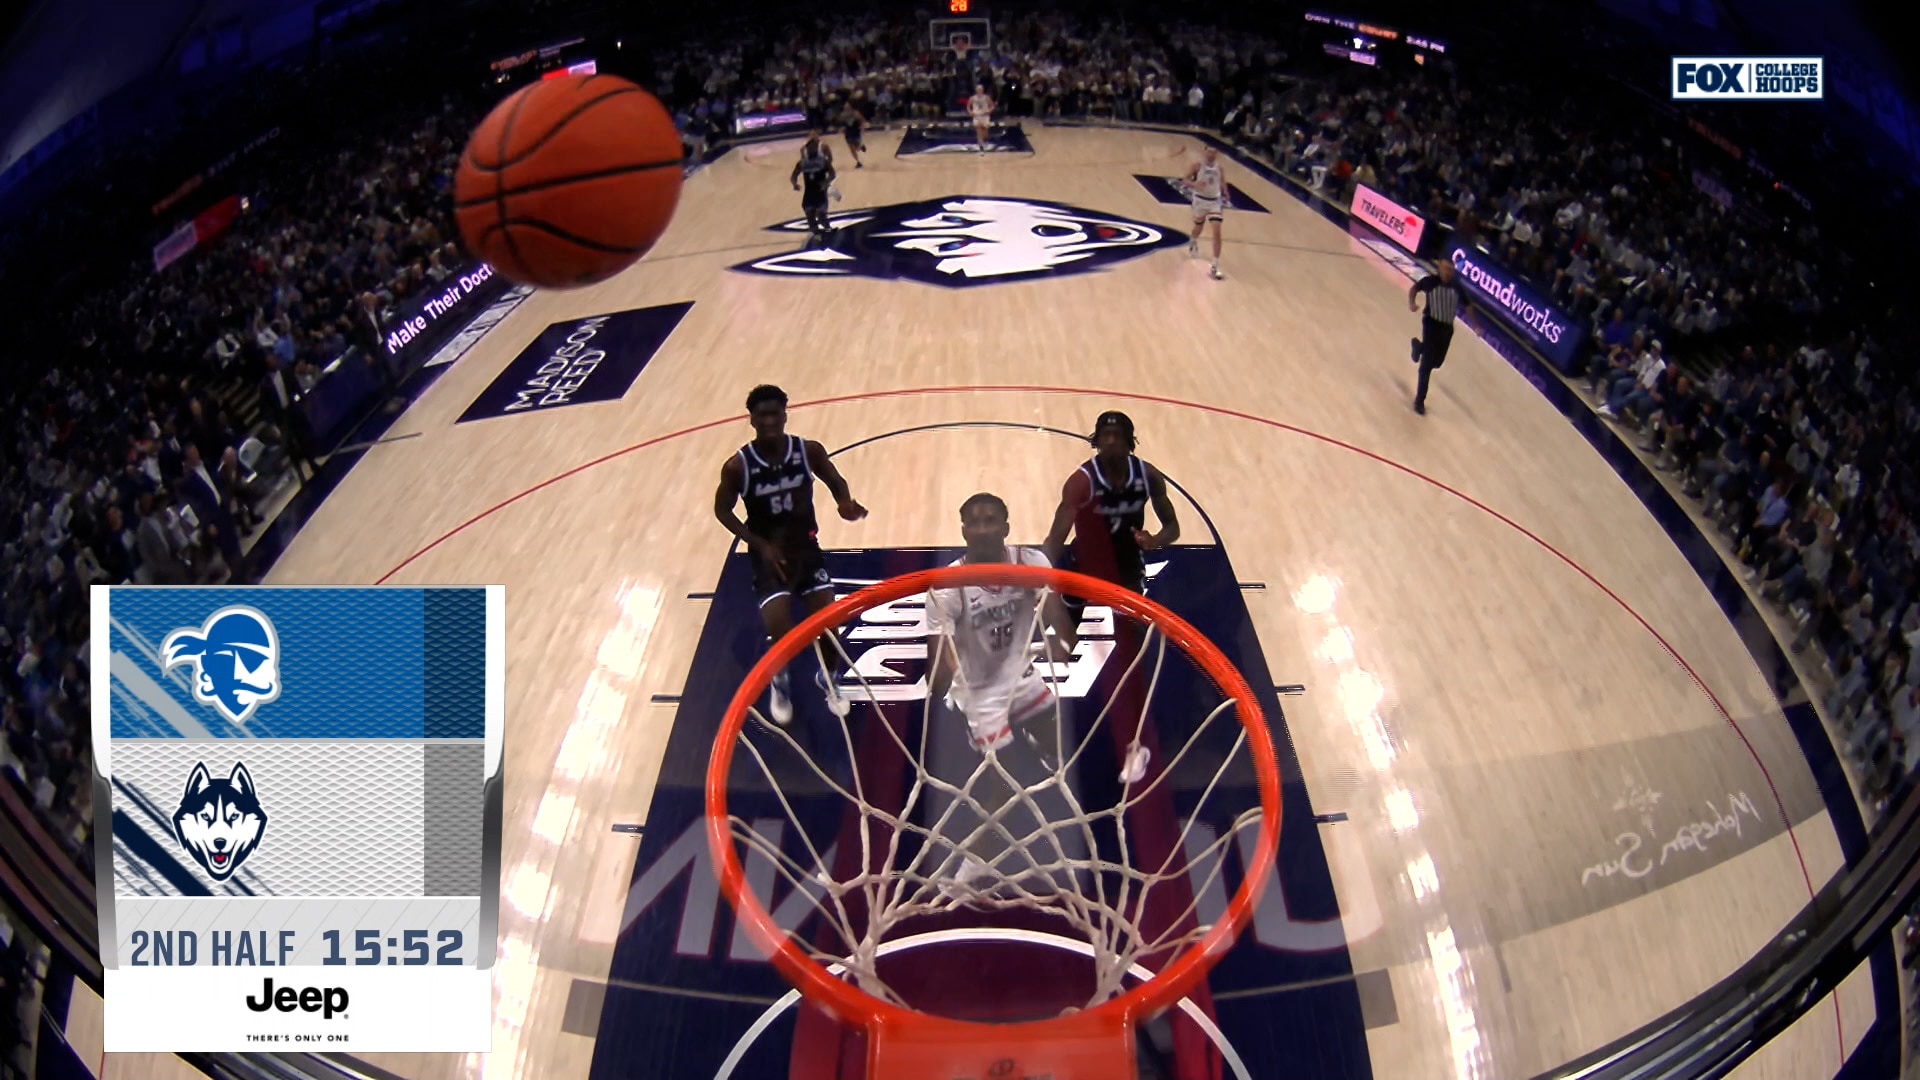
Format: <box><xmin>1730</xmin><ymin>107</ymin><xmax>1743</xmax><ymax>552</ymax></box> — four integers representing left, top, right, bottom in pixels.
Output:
<box><xmin>101</xmin><ymin>126</ymin><xmax>1871</xmax><ymax>1080</ymax></box>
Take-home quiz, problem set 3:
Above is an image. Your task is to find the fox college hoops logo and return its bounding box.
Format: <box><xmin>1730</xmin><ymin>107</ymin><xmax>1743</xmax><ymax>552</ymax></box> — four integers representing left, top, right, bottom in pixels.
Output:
<box><xmin>1671</xmin><ymin>56</ymin><xmax>1823</xmax><ymax>100</ymax></box>
<box><xmin>733</xmin><ymin>196</ymin><xmax>1187</xmax><ymax>286</ymax></box>
<box><xmin>161</xmin><ymin>605</ymin><xmax>282</xmax><ymax>725</ymax></box>
<box><xmin>173</xmin><ymin>761</ymin><xmax>268</xmax><ymax>880</ymax></box>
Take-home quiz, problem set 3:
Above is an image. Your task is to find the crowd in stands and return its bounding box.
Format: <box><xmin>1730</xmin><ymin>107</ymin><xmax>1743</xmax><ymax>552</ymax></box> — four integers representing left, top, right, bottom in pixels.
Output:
<box><xmin>1</xmin><ymin>898</ymin><xmax>46</xmax><ymax>1079</ymax></box>
<box><xmin>651</xmin><ymin>15</ymin><xmax>1282</xmax><ymax>155</ymax></box>
<box><xmin>2</xmin><ymin>4</ymin><xmax>1919</xmax><ymax>1068</ymax></box>
<box><xmin>0</xmin><ymin>89</ymin><xmax>485</xmax><ymax>924</ymax></box>
<box><xmin>1226</xmin><ymin>61</ymin><xmax>1919</xmax><ymax>818</ymax></box>
<box><xmin>650</xmin><ymin>17</ymin><xmax>1920</xmax><ymax>817</ymax></box>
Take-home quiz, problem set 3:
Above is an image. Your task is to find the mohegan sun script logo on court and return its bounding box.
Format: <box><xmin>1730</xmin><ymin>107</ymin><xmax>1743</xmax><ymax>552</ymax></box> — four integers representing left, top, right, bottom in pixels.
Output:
<box><xmin>161</xmin><ymin>605</ymin><xmax>282</xmax><ymax>725</ymax></box>
<box><xmin>1672</xmin><ymin>56</ymin><xmax>1823</xmax><ymax>100</ymax></box>
<box><xmin>732</xmin><ymin>196</ymin><xmax>1188</xmax><ymax>286</ymax></box>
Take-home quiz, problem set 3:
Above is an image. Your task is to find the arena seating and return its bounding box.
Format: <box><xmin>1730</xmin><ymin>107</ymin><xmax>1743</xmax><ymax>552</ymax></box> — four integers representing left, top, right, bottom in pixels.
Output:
<box><xmin>2</xmin><ymin>7</ymin><xmax>1915</xmax><ymax>1070</ymax></box>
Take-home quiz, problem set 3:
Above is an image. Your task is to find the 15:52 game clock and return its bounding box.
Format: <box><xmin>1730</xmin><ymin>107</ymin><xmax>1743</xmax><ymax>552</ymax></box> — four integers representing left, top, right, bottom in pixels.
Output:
<box><xmin>91</xmin><ymin>585</ymin><xmax>503</xmax><ymax>1053</ymax></box>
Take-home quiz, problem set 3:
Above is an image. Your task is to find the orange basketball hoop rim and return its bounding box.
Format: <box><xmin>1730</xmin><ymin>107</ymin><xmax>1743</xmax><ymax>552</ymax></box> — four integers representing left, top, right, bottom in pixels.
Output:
<box><xmin>705</xmin><ymin>562</ymin><xmax>1283</xmax><ymax>1078</ymax></box>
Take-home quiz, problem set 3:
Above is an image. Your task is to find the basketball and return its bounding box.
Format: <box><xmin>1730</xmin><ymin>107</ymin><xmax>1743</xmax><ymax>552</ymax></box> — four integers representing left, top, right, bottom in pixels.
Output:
<box><xmin>454</xmin><ymin>74</ymin><xmax>684</xmax><ymax>289</ymax></box>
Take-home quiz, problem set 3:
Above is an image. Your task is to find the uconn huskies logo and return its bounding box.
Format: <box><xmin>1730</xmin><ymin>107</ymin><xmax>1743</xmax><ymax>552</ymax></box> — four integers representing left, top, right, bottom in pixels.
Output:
<box><xmin>161</xmin><ymin>606</ymin><xmax>282</xmax><ymax>725</ymax></box>
<box><xmin>174</xmin><ymin>761</ymin><xmax>268</xmax><ymax>880</ymax></box>
<box><xmin>734</xmin><ymin>196</ymin><xmax>1186</xmax><ymax>287</ymax></box>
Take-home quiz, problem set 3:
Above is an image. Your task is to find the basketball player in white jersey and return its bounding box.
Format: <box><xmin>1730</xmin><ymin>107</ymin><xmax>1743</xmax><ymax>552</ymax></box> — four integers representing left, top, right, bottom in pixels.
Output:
<box><xmin>967</xmin><ymin>84</ymin><xmax>995</xmax><ymax>151</ymax></box>
<box><xmin>927</xmin><ymin>492</ymin><xmax>1081</xmax><ymax>897</ymax></box>
<box><xmin>928</xmin><ymin>493</ymin><xmax>1079</xmax><ymax>754</ymax></box>
<box><xmin>1184</xmin><ymin>145</ymin><xmax>1227</xmax><ymax>280</ymax></box>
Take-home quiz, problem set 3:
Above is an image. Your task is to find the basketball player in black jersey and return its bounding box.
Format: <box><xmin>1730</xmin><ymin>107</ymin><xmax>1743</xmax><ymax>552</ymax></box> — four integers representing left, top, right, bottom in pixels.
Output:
<box><xmin>790</xmin><ymin>131</ymin><xmax>837</xmax><ymax>240</ymax></box>
<box><xmin>1042</xmin><ymin>411</ymin><xmax>1180</xmax><ymax>594</ymax></box>
<box><xmin>1041</xmin><ymin>411</ymin><xmax>1212</xmax><ymax>1075</ymax></box>
<box><xmin>840</xmin><ymin>101</ymin><xmax>869</xmax><ymax>168</ymax></box>
<box><xmin>715</xmin><ymin>384</ymin><xmax>868</xmax><ymax>723</ymax></box>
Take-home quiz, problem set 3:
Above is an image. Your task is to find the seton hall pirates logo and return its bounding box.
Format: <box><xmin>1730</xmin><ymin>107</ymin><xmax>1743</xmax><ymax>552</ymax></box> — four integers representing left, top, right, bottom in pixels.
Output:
<box><xmin>733</xmin><ymin>196</ymin><xmax>1187</xmax><ymax>287</ymax></box>
<box><xmin>173</xmin><ymin>761</ymin><xmax>268</xmax><ymax>880</ymax></box>
<box><xmin>161</xmin><ymin>606</ymin><xmax>282</xmax><ymax>725</ymax></box>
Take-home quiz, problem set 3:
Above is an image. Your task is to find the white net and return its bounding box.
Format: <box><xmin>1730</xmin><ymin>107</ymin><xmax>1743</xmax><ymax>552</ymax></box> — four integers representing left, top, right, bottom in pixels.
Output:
<box><xmin>717</xmin><ymin>569</ymin><xmax>1265</xmax><ymax>1017</ymax></box>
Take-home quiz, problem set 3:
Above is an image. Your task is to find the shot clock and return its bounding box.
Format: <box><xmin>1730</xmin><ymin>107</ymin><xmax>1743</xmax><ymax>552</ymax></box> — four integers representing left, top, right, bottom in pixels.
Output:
<box><xmin>90</xmin><ymin>586</ymin><xmax>503</xmax><ymax>1052</ymax></box>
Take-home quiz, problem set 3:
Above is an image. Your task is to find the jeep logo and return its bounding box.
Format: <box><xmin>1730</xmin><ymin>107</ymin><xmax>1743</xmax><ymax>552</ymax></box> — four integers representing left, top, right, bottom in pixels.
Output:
<box><xmin>245</xmin><ymin>978</ymin><xmax>348</xmax><ymax>1019</ymax></box>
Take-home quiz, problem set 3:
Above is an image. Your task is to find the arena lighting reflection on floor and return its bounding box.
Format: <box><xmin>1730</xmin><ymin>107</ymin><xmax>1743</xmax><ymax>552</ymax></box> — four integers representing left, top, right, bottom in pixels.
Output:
<box><xmin>1294</xmin><ymin>571</ymin><xmax>1491</xmax><ymax>1079</ymax></box>
<box><xmin>471</xmin><ymin>580</ymin><xmax>667</xmax><ymax>1079</ymax></box>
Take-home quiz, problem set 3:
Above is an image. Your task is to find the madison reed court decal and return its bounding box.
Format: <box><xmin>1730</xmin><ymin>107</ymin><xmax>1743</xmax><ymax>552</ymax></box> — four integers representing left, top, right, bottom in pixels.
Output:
<box><xmin>458</xmin><ymin>302</ymin><xmax>693</xmax><ymax>423</ymax></box>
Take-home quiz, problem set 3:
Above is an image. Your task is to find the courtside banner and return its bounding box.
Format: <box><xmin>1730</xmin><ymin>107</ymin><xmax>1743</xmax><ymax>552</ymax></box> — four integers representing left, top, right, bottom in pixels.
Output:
<box><xmin>1446</xmin><ymin>241</ymin><xmax>1584</xmax><ymax>372</ymax></box>
<box><xmin>1672</xmin><ymin>56</ymin><xmax>1823</xmax><ymax>101</ymax></box>
<box><xmin>90</xmin><ymin>586</ymin><xmax>505</xmax><ymax>1052</ymax></box>
<box><xmin>381</xmin><ymin>260</ymin><xmax>509</xmax><ymax>361</ymax></box>
<box><xmin>1350</xmin><ymin>183</ymin><xmax>1425</xmax><ymax>253</ymax></box>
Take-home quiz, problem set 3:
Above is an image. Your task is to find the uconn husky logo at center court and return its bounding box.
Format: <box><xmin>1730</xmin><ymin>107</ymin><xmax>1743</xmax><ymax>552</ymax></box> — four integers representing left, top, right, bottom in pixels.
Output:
<box><xmin>733</xmin><ymin>196</ymin><xmax>1187</xmax><ymax>286</ymax></box>
<box><xmin>161</xmin><ymin>605</ymin><xmax>282</xmax><ymax>725</ymax></box>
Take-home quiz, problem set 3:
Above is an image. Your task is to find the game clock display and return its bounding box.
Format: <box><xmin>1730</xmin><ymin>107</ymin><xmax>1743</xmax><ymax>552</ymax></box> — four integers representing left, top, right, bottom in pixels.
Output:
<box><xmin>90</xmin><ymin>586</ymin><xmax>503</xmax><ymax>1052</ymax></box>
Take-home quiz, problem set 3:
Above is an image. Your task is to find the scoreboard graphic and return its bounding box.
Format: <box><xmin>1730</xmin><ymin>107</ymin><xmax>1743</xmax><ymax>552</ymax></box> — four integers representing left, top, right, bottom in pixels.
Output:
<box><xmin>89</xmin><ymin>586</ymin><xmax>502</xmax><ymax>1053</ymax></box>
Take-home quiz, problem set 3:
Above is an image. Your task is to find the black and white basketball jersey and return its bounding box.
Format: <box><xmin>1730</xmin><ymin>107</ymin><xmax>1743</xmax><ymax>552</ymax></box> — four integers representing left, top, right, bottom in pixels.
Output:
<box><xmin>739</xmin><ymin>435</ymin><xmax>817</xmax><ymax>543</ymax></box>
<box><xmin>1074</xmin><ymin>454</ymin><xmax>1150</xmax><ymax>586</ymax></box>
<box><xmin>798</xmin><ymin>144</ymin><xmax>831</xmax><ymax>198</ymax></box>
<box><xmin>1081</xmin><ymin>455</ymin><xmax>1148</xmax><ymax>538</ymax></box>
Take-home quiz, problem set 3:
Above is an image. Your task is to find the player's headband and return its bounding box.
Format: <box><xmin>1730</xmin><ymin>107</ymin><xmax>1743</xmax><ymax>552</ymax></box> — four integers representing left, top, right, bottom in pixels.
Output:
<box><xmin>1092</xmin><ymin>411</ymin><xmax>1136</xmax><ymax>446</ymax></box>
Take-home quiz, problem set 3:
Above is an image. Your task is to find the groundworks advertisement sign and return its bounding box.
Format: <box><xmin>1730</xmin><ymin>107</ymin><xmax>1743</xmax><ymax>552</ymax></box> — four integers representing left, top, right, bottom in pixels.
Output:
<box><xmin>1447</xmin><ymin>240</ymin><xmax>1584</xmax><ymax>372</ymax></box>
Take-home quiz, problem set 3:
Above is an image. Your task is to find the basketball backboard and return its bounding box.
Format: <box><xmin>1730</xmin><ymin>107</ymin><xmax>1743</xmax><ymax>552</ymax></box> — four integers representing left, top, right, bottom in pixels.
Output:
<box><xmin>929</xmin><ymin>17</ymin><xmax>992</xmax><ymax>52</ymax></box>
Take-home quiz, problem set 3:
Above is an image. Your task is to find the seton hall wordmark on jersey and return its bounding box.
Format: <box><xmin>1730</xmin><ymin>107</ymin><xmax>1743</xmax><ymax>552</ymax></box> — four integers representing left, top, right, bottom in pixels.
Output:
<box><xmin>739</xmin><ymin>434</ymin><xmax>817</xmax><ymax>538</ymax></box>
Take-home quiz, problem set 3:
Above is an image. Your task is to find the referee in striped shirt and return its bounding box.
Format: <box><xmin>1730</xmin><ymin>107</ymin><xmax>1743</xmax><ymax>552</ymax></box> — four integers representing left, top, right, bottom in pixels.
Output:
<box><xmin>1408</xmin><ymin>260</ymin><xmax>1467</xmax><ymax>415</ymax></box>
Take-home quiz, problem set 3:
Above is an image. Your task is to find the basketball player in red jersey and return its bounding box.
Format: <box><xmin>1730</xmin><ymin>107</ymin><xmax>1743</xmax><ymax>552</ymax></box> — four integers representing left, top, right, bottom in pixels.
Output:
<box><xmin>1042</xmin><ymin>410</ymin><xmax>1218</xmax><ymax>1080</ymax></box>
<box><xmin>1042</xmin><ymin>410</ymin><xmax>1180</xmax><ymax>594</ymax></box>
<box><xmin>714</xmin><ymin>384</ymin><xmax>868</xmax><ymax>723</ymax></box>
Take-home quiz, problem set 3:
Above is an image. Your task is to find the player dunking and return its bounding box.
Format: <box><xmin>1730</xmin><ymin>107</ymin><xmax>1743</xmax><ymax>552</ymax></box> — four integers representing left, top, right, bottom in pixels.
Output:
<box><xmin>1184</xmin><ymin>146</ymin><xmax>1227</xmax><ymax>280</ymax></box>
<box><xmin>967</xmin><ymin>84</ymin><xmax>995</xmax><ymax>151</ymax></box>
<box><xmin>714</xmin><ymin>384</ymin><xmax>868</xmax><ymax>723</ymax></box>
<box><xmin>790</xmin><ymin>131</ymin><xmax>836</xmax><ymax>239</ymax></box>
<box><xmin>1043</xmin><ymin>410</ymin><xmax>1181</xmax><ymax>595</ymax></box>
<box><xmin>840</xmin><ymin>100</ymin><xmax>869</xmax><ymax>168</ymax></box>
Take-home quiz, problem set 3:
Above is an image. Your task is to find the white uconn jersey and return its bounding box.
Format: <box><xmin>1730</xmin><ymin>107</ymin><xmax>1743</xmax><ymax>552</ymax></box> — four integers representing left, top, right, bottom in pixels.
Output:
<box><xmin>928</xmin><ymin>548</ymin><xmax>1056</xmax><ymax>731</ymax></box>
<box><xmin>1190</xmin><ymin>162</ymin><xmax>1224</xmax><ymax>203</ymax></box>
<box><xmin>969</xmin><ymin>93</ymin><xmax>993</xmax><ymax>120</ymax></box>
